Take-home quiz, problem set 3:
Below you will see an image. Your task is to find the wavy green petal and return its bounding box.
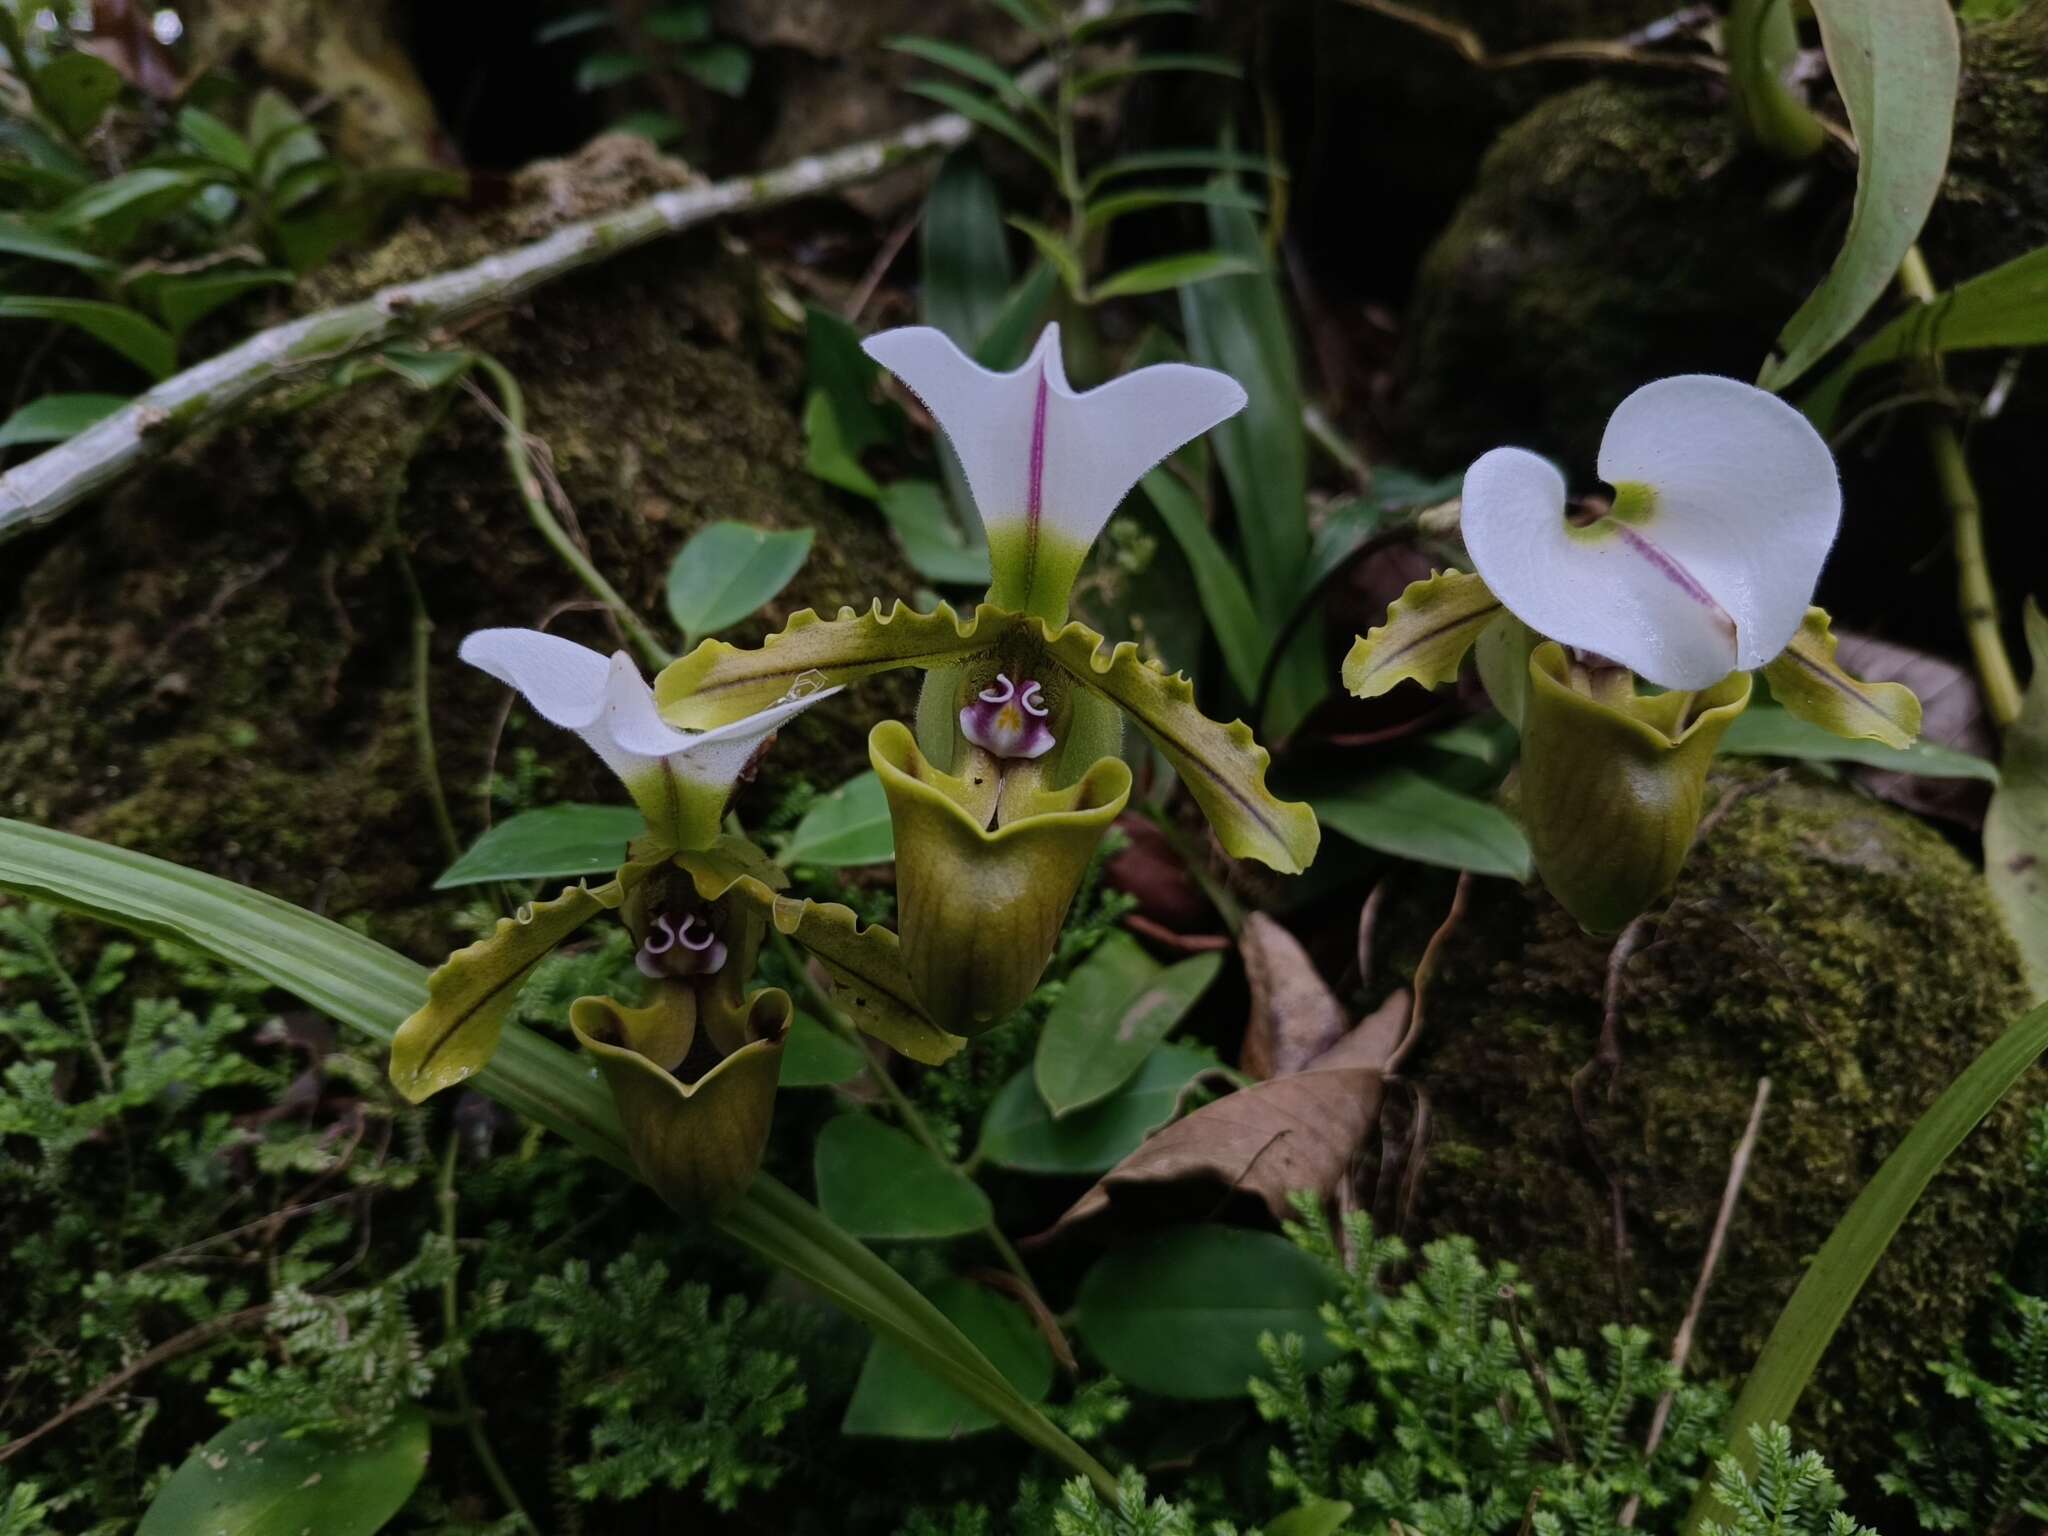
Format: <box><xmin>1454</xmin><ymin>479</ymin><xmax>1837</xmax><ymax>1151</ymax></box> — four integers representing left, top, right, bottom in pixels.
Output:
<box><xmin>1761</xmin><ymin>606</ymin><xmax>1922</xmax><ymax>750</ymax></box>
<box><xmin>1032</xmin><ymin>617</ymin><xmax>1318</xmax><ymax>875</ymax></box>
<box><xmin>389</xmin><ymin>861</ymin><xmax>658</xmax><ymax>1102</ymax></box>
<box><xmin>1341</xmin><ymin>569</ymin><xmax>1502</xmax><ymax>700</ymax></box>
<box><xmin>656</xmin><ymin>600</ymin><xmax>1022</xmax><ymax>729</ymax></box>
<box><xmin>678</xmin><ymin>846</ymin><xmax>965</xmax><ymax>1067</ymax></box>
<box><xmin>570</xmin><ymin>986</ymin><xmax>791</xmax><ymax>1211</ymax></box>
<box><xmin>872</xmin><ymin>721</ymin><xmax>1131</xmax><ymax>1035</ymax></box>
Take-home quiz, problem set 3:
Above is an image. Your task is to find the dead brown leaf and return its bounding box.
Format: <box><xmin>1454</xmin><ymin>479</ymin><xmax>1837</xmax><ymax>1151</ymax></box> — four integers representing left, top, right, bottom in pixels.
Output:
<box><xmin>1030</xmin><ymin>1067</ymin><xmax>1391</xmax><ymax>1248</ymax></box>
<box><xmin>1239</xmin><ymin>911</ymin><xmax>1349</xmax><ymax>1078</ymax></box>
<box><xmin>1833</xmin><ymin>628</ymin><xmax>1996</xmax><ymax>826</ymax></box>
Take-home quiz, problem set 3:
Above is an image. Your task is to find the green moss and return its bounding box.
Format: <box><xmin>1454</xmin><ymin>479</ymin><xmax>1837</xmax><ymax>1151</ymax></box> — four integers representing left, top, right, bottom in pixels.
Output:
<box><xmin>0</xmin><ymin>137</ymin><xmax>917</xmax><ymax>962</ymax></box>
<box><xmin>1386</xmin><ymin>767</ymin><xmax>2040</xmax><ymax>1486</ymax></box>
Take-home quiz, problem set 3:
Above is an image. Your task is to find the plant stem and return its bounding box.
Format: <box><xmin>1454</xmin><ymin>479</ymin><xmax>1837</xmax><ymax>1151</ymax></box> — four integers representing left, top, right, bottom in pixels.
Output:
<box><xmin>1724</xmin><ymin>0</ymin><xmax>1827</xmax><ymax>159</ymax></box>
<box><xmin>768</xmin><ymin>930</ymin><xmax>1049</xmax><ymax>1304</ymax></box>
<box><xmin>437</xmin><ymin>1135</ymin><xmax>539</xmax><ymax>1534</ymax></box>
<box><xmin>1897</xmin><ymin>247</ymin><xmax>2025</xmax><ymax>728</ymax></box>
<box><xmin>467</xmin><ymin>353</ymin><xmax>672</xmax><ymax>673</ymax></box>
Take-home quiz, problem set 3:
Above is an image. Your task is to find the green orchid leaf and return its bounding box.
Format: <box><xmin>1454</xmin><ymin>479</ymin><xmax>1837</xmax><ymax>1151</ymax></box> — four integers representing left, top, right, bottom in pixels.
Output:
<box><xmin>779</xmin><ymin>1011</ymin><xmax>869</xmax><ymax>1087</ymax></box>
<box><xmin>1092</xmin><ymin>249</ymin><xmax>1259</xmax><ymax>301</ymax></box>
<box><xmin>664</xmin><ymin>519</ymin><xmax>815</xmax><ymax>649</ymax></box>
<box><xmin>656</xmin><ymin>600</ymin><xmax>1018</xmax><ymax>728</ymax></box>
<box><xmin>904</xmin><ymin>81</ymin><xmax>1059</xmax><ymax>174</ymax></box>
<box><xmin>0</xmin><ymin>296</ymin><xmax>176</xmax><ymax>379</ymax></box>
<box><xmin>433</xmin><ymin>803</ymin><xmax>646</xmax><ymax>889</ymax></box>
<box><xmin>1719</xmin><ymin>706</ymin><xmax>1996</xmax><ymax>781</ymax></box>
<box><xmin>781</xmin><ymin>770</ymin><xmax>895</xmax><ymax>867</ymax></box>
<box><xmin>1035</xmin><ymin>935</ymin><xmax>1222</xmax><ymax>1117</ymax></box>
<box><xmin>389</xmin><ymin>865</ymin><xmax>652</xmax><ymax>1102</ymax></box>
<box><xmin>1342</xmin><ymin>569</ymin><xmax>1503</xmax><ymax>700</ymax></box>
<box><xmin>680</xmin><ymin>848</ymin><xmax>965</xmax><ymax>1066</ymax></box>
<box><xmin>873</xmin><ymin>721</ymin><xmax>1132</xmax><ymax>1036</ymax></box>
<box><xmin>1035</xmin><ymin>617</ymin><xmax>1320</xmax><ymax>875</ymax></box>
<box><xmin>0</xmin><ymin>391</ymin><xmax>126</xmax><ymax>449</ymax></box>
<box><xmin>1760</xmin><ymin>607</ymin><xmax>1922</xmax><ymax>749</ymax></box>
<box><xmin>1756</xmin><ymin>0</ymin><xmax>1960</xmax><ymax>393</ymax></box>
<box><xmin>571</xmin><ymin>988</ymin><xmax>789</xmax><ymax>1212</ymax></box>
<box><xmin>1138</xmin><ymin>464</ymin><xmax>1266</xmax><ymax>700</ymax></box>
<box><xmin>980</xmin><ymin>1044</ymin><xmax>1219</xmax><ymax>1174</ymax></box>
<box><xmin>843</xmin><ymin>1278</ymin><xmax>1053</xmax><ymax>1440</ymax></box>
<box><xmin>38</xmin><ymin>52</ymin><xmax>122</xmax><ymax>141</ymax></box>
<box><xmin>0</xmin><ymin>212</ymin><xmax>116</xmax><ymax>271</ymax></box>
<box><xmin>1313</xmin><ymin>769</ymin><xmax>1531</xmax><ymax>881</ymax></box>
<box><xmin>814</xmin><ymin>1115</ymin><xmax>992</xmax><ymax>1239</ymax></box>
<box><xmin>1985</xmin><ymin>599</ymin><xmax>2048</xmax><ymax>1003</ymax></box>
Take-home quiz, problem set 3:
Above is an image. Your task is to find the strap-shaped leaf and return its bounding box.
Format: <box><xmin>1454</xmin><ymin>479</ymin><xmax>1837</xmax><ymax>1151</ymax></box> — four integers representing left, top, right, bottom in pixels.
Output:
<box><xmin>1761</xmin><ymin>607</ymin><xmax>1922</xmax><ymax>750</ymax></box>
<box><xmin>681</xmin><ymin>855</ymin><xmax>965</xmax><ymax>1066</ymax></box>
<box><xmin>389</xmin><ymin>864</ymin><xmax>654</xmax><ymax>1102</ymax></box>
<box><xmin>1034</xmin><ymin>617</ymin><xmax>1320</xmax><ymax>875</ymax></box>
<box><xmin>656</xmin><ymin>600</ymin><xmax>1018</xmax><ymax>728</ymax></box>
<box><xmin>1341</xmin><ymin>569</ymin><xmax>1502</xmax><ymax>699</ymax></box>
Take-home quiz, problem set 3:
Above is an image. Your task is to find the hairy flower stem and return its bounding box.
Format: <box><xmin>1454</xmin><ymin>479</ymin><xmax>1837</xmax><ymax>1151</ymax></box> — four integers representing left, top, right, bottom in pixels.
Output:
<box><xmin>1898</xmin><ymin>248</ymin><xmax>2025</xmax><ymax>728</ymax></box>
<box><xmin>438</xmin><ymin>1135</ymin><xmax>540</xmax><ymax>1534</ymax></box>
<box><xmin>468</xmin><ymin>355</ymin><xmax>673</xmax><ymax>674</ymax></box>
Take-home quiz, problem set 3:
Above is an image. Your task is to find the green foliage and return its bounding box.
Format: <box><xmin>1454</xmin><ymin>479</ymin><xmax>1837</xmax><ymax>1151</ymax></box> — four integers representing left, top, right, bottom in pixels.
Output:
<box><xmin>1048</xmin><ymin>1468</ymin><xmax>1240</xmax><ymax>1536</ymax></box>
<box><xmin>0</xmin><ymin>1473</ymin><xmax>59</xmax><ymax>1536</ymax></box>
<box><xmin>540</xmin><ymin>2</ymin><xmax>754</xmax><ymax>149</ymax></box>
<box><xmin>504</xmin><ymin>1253</ymin><xmax>804</xmax><ymax>1509</ymax></box>
<box><xmin>1699</xmin><ymin>1426</ymin><xmax>1879</xmax><ymax>1536</ymax></box>
<box><xmin>1255</xmin><ymin>1196</ymin><xmax>1728</xmax><ymax>1536</ymax></box>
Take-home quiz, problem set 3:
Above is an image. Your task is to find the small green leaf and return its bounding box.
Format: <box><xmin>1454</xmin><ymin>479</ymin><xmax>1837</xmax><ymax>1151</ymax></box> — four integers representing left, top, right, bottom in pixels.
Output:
<box><xmin>815</xmin><ymin>1115</ymin><xmax>992</xmax><ymax>1239</ymax></box>
<box><xmin>1719</xmin><ymin>705</ymin><xmax>1997</xmax><ymax>782</ymax></box>
<box><xmin>250</xmin><ymin>90</ymin><xmax>326</xmax><ymax>191</ymax></box>
<box><xmin>1760</xmin><ymin>607</ymin><xmax>1922</xmax><ymax>749</ymax></box>
<box><xmin>1085</xmin><ymin>148</ymin><xmax>1281</xmax><ymax>196</ymax></box>
<box><xmin>664</xmin><ymin>520</ymin><xmax>814</xmax><ymax>648</ymax></box>
<box><xmin>1073</xmin><ymin>1227</ymin><xmax>1339</xmax><ymax>1398</ymax></box>
<box><xmin>178</xmin><ymin>106</ymin><xmax>256</xmax><ymax>175</ymax></box>
<box><xmin>1266</xmin><ymin>1501</ymin><xmax>1358</xmax><ymax>1536</ymax></box>
<box><xmin>137</xmin><ymin>1409</ymin><xmax>430</xmax><ymax>1536</ymax></box>
<box><xmin>1093</xmin><ymin>249</ymin><xmax>1257</xmax><ymax>300</ymax></box>
<box><xmin>1007</xmin><ymin>214</ymin><xmax>1087</xmax><ymax>299</ymax></box>
<box><xmin>980</xmin><ymin>1043</ymin><xmax>1216</xmax><ymax>1173</ymax></box>
<box><xmin>905</xmin><ymin>81</ymin><xmax>1058</xmax><ymax>174</ymax></box>
<box><xmin>975</xmin><ymin>260</ymin><xmax>1059</xmax><ymax>368</ymax></box>
<box><xmin>1138</xmin><ymin>466</ymin><xmax>1265</xmax><ymax>699</ymax></box>
<box><xmin>804</xmin><ymin>389</ymin><xmax>883</xmax><ymax>499</ymax></box>
<box><xmin>1756</xmin><ymin>0</ymin><xmax>1960</xmax><ymax>393</ymax></box>
<box><xmin>1313</xmin><ymin>769</ymin><xmax>1532</xmax><ymax>880</ymax></box>
<box><xmin>140</xmin><ymin>266</ymin><xmax>293</xmax><ymax>339</ymax></box>
<box><xmin>889</xmin><ymin>36</ymin><xmax>1048</xmax><ymax>122</ymax></box>
<box><xmin>376</xmin><ymin>345</ymin><xmax>477</xmax><ymax>391</ymax></box>
<box><xmin>922</xmin><ymin>146</ymin><xmax>1015</xmax><ymax>354</ymax></box>
<box><xmin>843</xmin><ymin>1278</ymin><xmax>1052</xmax><ymax>1438</ymax></box>
<box><xmin>576</xmin><ymin>49</ymin><xmax>648</xmax><ymax>90</ymax></box>
<box><xmin>877</xmin><ymin>479</ymin><xmax>992</xmax><ymax>586</ymax></box>
<box><xmin>433</xmin><ymin>804</ymin><xmax>646</xmax><ymax>890</ymax></box>
<box><xmin>1342</xmin><ymin>569</ymin><xmax>1504</xmax><ymax>699</ymax></box>
<box><xmin>0</xmin><ymin>391</ymin><xmax>125</xmax><ymax>449</ymax></box>
<box><xmin>612</xmin><ymin>109</ymin><xmax>683</xmax><ymax>146</ymax></box>
<box><xmin>646</xmin><ymin>3</ymin><xmax>713</xmax><ymax>44</ymax></box>
<box><xmin>38</xmin><ymin>52</ymin><xmax>122</xmax><ymax>141</ymax></box>
<box><xmin>1074</xmin><ymin>52</ymin><xmax>1244</xmax><ymax>95</ymax></box>
<box><xmin>1035</xmin><ymin>934</ymin><xmax>1222</xmax><ymax>1117</ymax></box>
<box><xmin>1071</xmin><ymin>0</ymin><xmax>1201</xmax><ymax>42</ymax></box>
<box><xmin>50</xmin><ymin>166</ymin><xmax>213</xmax><ymax>247</ymax></box>
<box><xmin>677</xmin><ymin>41</ymin><xmax>752</xmax><ymax>96</ymax></box>
<box><xmin>0</xmin><ymin>296</ymin><xmax>176</xmax><ymax>379</ymax></box>
<box><xmin>779</xmin><ymin>1011</ymin><xmax>869</xmax><ymax>1087</ymax></box>
<box><xmin>1083</xmin><ymin>182</ymin><xmax>1263</xmax><ymax>230</ymax></box>
<box><xmin>0</xmin><ymin>212</ymin><xmax>114</xmax><ymax>271</ymax></box>
<box><xmin>782</xmin><ymin>771</ymin><xmax>894</xmax><ymax>867</ymax></box>
<box><xmin>1986</xmin><ymin>600</ymin><xmax>2048</xmax><ymax>1002</ymax></box>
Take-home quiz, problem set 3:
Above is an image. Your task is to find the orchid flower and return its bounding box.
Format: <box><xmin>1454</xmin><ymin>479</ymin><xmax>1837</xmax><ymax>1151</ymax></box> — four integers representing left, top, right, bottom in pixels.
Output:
<box><xmin>390</xmin><ymin>629</ymin><xmax>960</xmax><ymax>1115</ymax></box>
<box><xmin>1343</xmin><ymin>375</ymin><xmax>1921</xmax><ymax>933</ymax></box>
<box><xmin>459</xmin><ymin>628</ymin><xmax>841</xmax><ymax>852</ymax></box>
<box><xmin>653</xmin><ymin>324</ymin><xmax>1320</xmax><ymax>1034</ymax></box>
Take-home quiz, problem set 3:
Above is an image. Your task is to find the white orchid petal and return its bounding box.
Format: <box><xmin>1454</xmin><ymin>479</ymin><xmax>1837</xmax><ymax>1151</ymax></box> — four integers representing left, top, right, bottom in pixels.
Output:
<box><xmin>663</xmin><ymin>684</ymin><xmax>843</xmax><ymax>789</ymax></box>
<box><xmin>1596</xmin><ymin>375</ymin><xmax>1839</xmax><ymax>674</ymax></box>
<box><xmin>862</xmin><ymin>323</ymin><xmax>1245</xmax><ymax>617</ymax></box>
<box><xmin>459</xmin><ymin>628</ymin><xmax>611</xmax><ymax>730</ymax></box>
<box><xmin>1462</xmin><ymin>447</ymin><xmax>1741</xmax><ymax>690</ymax></box>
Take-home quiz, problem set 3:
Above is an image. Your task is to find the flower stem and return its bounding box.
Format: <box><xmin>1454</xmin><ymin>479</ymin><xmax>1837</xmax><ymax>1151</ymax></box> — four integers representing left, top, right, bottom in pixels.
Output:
<box><xmin>1897</xmin><ymin>247</ymin><xmax>2025</xmax><ymax>728</ymax></box>
<box><xmin>768</xmin><ymin>929</ymin><xmax>1052</xmax><ymax>1307</ymax></box>
<box><xmin>1724</xmin><ymin>0</ymin><xmax>1826</xmax><ymax>160</ymax></box>
<box><xmin>467</xmin><ymin>353</ymin><xmax>673</xmax><ymax>674</ymax></box>
<box><xmin>438</xmin><ymin>1134</ymin><xmax>539</xmax><ymax>1534</ymax></box>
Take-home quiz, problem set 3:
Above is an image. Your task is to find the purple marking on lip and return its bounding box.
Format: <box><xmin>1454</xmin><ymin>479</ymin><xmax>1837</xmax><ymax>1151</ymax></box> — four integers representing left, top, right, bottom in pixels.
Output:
<box><xmin>1026</xmin><ymin>367</ymin><xmax>1048</xmax><ymax>536</ymax></box>
<box><xmin>1615</xmin><ymin>525</ymin><xmax>1734</xmax><ymax>630</ymax></box>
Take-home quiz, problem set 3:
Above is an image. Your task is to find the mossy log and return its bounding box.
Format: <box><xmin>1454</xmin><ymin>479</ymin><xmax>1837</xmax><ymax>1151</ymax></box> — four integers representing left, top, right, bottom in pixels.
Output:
<box><xmin>0</xmin><ymin>137</ymin><xmax>915</xmax><ymax>958</ymax></box>
<box><xmin>1391</xmin><ymin>767</ymin><xmax>2041</xmax><ymax>1481</ymax></box>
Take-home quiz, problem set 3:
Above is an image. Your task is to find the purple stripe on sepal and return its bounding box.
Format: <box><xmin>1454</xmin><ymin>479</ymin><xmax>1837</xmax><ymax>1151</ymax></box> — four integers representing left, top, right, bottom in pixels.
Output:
<box><xmin>1026</xmin><ymin>366</ymin><xmax>1048</xmax><ymax>536</ymax></box>
<box><xmin>1616</xmin><ymin>525</ymin><xmax>1735</xmax><ymax>632</ymax></box>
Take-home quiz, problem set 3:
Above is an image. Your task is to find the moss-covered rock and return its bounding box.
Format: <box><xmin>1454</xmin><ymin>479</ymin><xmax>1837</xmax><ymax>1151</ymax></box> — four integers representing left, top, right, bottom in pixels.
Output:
<box><xmin>0</xmin><ymin>136</ymin><xmax>915</xmax><ymax>960</ymax></box>
<box><xmin>1390</xmin><ymin>767</ymin><xmax>2040</xmax><ymax>1481</ymax></box>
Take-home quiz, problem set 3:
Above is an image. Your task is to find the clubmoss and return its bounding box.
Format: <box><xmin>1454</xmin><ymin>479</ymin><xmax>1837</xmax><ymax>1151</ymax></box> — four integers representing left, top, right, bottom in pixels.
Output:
<box><xmin>1385</xmin><ymin>766</ymin><xmax>2041</xmax><ymax>1486</ymax></box>
<box><xmin>0</xmin><ymin>136</ymin><xmax>915</xmax><ymax>960</ymax></box>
